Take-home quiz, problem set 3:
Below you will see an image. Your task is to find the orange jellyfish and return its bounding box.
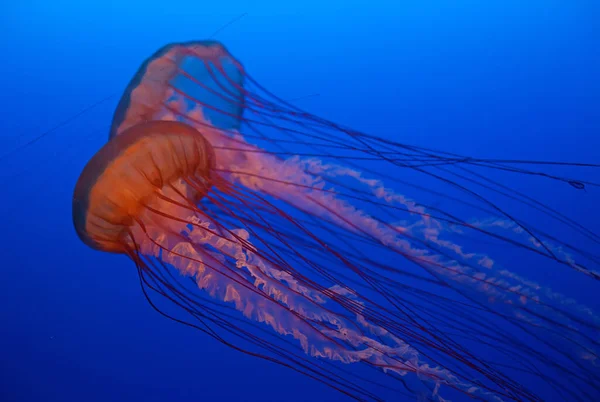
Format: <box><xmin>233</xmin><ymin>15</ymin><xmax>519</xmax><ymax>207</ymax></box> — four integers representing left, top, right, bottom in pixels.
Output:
<box><xmin>73</xmin><ymin>41</ymin><xmax>600</xmax><ymax>401</ymax></box>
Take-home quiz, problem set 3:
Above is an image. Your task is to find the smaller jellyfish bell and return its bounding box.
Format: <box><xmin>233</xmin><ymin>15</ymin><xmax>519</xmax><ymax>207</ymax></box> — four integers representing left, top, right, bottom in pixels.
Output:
<box><xmin>110</xmin><ymin>40</ymin><xmax>245</xmax><ymax>140</ymax></box>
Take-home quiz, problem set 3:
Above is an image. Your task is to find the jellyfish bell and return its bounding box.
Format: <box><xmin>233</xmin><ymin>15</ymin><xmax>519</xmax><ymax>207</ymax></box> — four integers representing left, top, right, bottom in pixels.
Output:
<box><xmin>110</xmin><ymin>40</ymin><xmax>245</xmax><ymax>140</ymax></box>
<box><xmin>72</xmin><ymin>120</ymin><xmax>215</xmax><ymax>254</ymax></box>
<box><xmin>72</xmin><ymin>40</ymin><xmax>600</xmax><ymax>401</ymax></box>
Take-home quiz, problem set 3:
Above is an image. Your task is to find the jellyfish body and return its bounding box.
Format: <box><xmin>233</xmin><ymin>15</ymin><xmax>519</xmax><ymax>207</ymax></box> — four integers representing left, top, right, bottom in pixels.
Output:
<box><xmin>73</xmin><ymin>41</ymin><xmax>600</xmax><ymax>401</ymax></box>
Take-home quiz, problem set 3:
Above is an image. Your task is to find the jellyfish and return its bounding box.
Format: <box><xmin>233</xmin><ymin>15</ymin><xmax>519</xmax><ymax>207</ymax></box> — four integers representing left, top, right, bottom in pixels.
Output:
<box><xmin>72</xmin><ymin>40</ymin><xmax>600</xmax><ymax>401</ymax></box>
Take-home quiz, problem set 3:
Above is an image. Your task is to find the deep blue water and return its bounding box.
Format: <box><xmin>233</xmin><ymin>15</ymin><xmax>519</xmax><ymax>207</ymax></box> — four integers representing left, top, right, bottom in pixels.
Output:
<box><xmin>1</xmin><ymin>1</ymin><xmax>599</xmax><ymax>401</ymax></box>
